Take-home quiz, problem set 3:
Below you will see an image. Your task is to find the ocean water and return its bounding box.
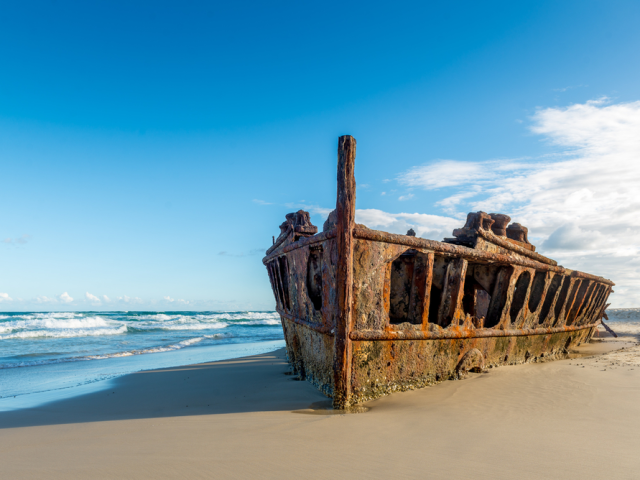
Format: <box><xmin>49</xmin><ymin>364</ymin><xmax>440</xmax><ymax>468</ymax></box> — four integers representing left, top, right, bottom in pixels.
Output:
<box><xmin>601</xmin><ymin>308</ymin><xmax>640</xmax><ymax>338</ymax></box>
<box><xmin>0</xmin><ymin>311</ymin><xmax>285</xmax><ymax>408</ymax></box>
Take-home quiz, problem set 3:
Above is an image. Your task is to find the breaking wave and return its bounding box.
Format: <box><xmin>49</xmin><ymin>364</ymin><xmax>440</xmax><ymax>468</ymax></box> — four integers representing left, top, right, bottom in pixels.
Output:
<box><xmin>0</xmin><ymin>325</ymin><xmax>128</xmax><ymax>340</ymax></box>
<box><xmin>0</xmin><ymin>309</ymin><xmax>284</xmax><ymax>385</ymax></box>
<box><xmin>0</xmin><ymin>334</ymin><xmax>226</xmax><ymax>369</ymax></box>
<box><xmin>127</xmin><ymin>322</ymin><xmax>230</xmax><ymax>332</ymax></box>
<box><xmin>0</xmin><ymin>314</ymin><xmax>125</xmax><ymax>340</ymax></box>
<box><xmin>0</xmin><ymin>311</ymin><xmax>281</xmax><ymax>340</ymax></box>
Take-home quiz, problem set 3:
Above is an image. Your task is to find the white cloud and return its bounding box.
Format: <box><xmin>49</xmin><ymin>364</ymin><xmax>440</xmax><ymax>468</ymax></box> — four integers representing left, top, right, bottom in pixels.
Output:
<box><xmin>219</xmin><ymin>248</ymin><xmax>265</xmax><ymax>257</ymax></box>
<box><xmin>102</xmin><ymin>295</ymin><xmax>111</xmax><ymax>302</ymax></box>
<box><xmin>2</xmin><ymin>234</ymin><xmax>31</xmax><ymax>245</ymax></box>
<box><xmin>553</xmin><ymin>84</ymin><xmax>587</xmax><ymax>93</ymax></box>
<box><xmin>36</xmin><ymin>296</ymin><xmax>54</xmax><ymax>304</ymax></box>
<box><xmin>435</xmin><ymin>188</ymin><xmax>482</xmax><ymax>215</ymax></box>
<box><xmin>394</xmin><ymin>98</ymin><xmax>640</xmax><ymax>307</ymax></box>
<box><xmin>284</xmin><ymin>203</ymin><xmax>333</xmax><ymax>219</ymax></box>
<box><xmin>356</xmin><ymin>209</ymin><xmax>459</xmax><ymax>242</ymax></box>
<box><xmin>399</xmin><ymin>159</ymin><xmax>491</xmax><ymax>189</ymax></box>
<box><xmin>0</xmin><ymin>293</ymin><xmax>12</xmax><ymax>302</ymax></box>
<box><xmin>85</xmin><ymin>292</ymin><xmax>101</xmax><ymax>304</ymax></box>
<box><xmin>398</xmin><ymin>158</ymin><xmax>535</xmax><ymax>197</ymax></box>
<box><xmin>398</xmin><ymin>194</ymin><xmax>414</xmax><ymax>201</ymax></box>
<box><xmin>253</xmin><ymin>199</ymin><xmax>272</xmax><ymax>205</ymax></box>
<box><xmin>118</xmin><ymin>295</ymin><xmax>143</xmax><ymax>304</ymax></box>
<box><xmin>58</xmin><ymin>292</ymin><xmax>73</xmax><ymax>303</ymax></box>
<box><xmin>163</xmin><ymin>295</ymin><xmax>190</xmax><ymax>305</ymax></box>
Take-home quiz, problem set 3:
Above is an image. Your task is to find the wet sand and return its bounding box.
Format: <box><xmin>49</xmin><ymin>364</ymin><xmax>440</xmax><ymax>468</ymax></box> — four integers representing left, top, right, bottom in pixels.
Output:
<box><xmin>2</xmin><ymin>336</ymin><xmax>639</xmax><ymax>479</ymax></box>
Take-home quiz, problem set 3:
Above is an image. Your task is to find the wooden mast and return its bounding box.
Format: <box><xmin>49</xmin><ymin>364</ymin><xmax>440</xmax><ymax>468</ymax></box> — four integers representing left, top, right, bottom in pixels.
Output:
<box><xmin>333</xmin><ymin>135</ymin><xmax>356</xmax><ymax>409</ymax></box>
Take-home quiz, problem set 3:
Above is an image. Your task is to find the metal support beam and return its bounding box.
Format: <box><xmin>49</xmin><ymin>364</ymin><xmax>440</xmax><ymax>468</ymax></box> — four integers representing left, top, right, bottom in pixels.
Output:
<box><xmin>333</xmin><ymin>135</ymin><xmax>356</xmax><ymax>409</ymax></box>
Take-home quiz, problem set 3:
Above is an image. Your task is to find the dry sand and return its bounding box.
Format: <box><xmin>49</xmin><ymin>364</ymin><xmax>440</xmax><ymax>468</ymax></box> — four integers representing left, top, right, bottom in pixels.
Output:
<box><xmin>2</xmin><ymin>336</ymin><xmax>640</xmax><ymax>479</ymax></box>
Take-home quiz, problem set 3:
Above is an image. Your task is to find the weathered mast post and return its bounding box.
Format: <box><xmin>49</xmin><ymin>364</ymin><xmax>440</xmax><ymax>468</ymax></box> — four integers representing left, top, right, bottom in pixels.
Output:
<box><xmin>333</xmin><ymin>135</ymin><xmax>356</xmax><ymax>409</ymax></box>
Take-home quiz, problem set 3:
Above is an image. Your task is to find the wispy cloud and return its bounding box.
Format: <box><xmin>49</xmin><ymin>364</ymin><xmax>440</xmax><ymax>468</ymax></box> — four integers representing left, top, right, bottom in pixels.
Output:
<box><xmin>85</xmin><ymin>292</ymin><xmax>101</xmax><ymax>304</ymax></box>
<box><xmin>0</xmin><ymin>293</ymin><xmax>12</xmax><ymax>302</ymax></box>
<box><xmin>356</xmin><ymin>209</ymin><xmax>459</xmax><ymax>242</ymax></box>
<box><xmin>284</xmin><ymin>203</ymin><xmax>333</xmax><ymax>219</ymax></box>
<box><xmin>398</xmin><ymin>194</ymin><xmax>414</xmax><ymax>201</ymax></box>
<box><xmin>253</xmin><ymin>199</ymin><xmax>273</xmax><ymax>205</ymax></box>
<box><xmin>553</xmin><ymin>84</ymin><xmax>587</xmax><ymax>92</ymax></box>
<box><xmin>163</xmin><ymin>296</ymin><xmax>190</xmax><ymax>305</ymax></box>
<box><xmin>36</xmin><ymin>296</ymin><xmax>54</xmax><ymax>304</ymax></box>
<box><xmin>118</xmin><ymin>295</ymin><xmax>143</xmax><ymax>304</ymax></box>
<box><xmin>399</xmin><ymin>159</ymin><xmax>490</xmax><ymax>189</ymax></box>
<box><xmin>218</xmin><ymin>248</ymin><xmax>265</xmax><ymax>257</ymax></box>
<box><xmin>2</xmin><ymin>234</ymin><xmax>31</xmax><ymax>245</ymax></box>
<box><xmin>33</xmin><ymin>293</ymin><xmax>74</xmax><ymax>304</ymax></box>
<box><xmin>398</xmin><ymin>158</ymin><xmax>536</xmax><ymax>192</ymax></box>
<box><xmin>435</xmin><ymin>188</ymin><xmax>481</xmax><ymax>215</ymax></box>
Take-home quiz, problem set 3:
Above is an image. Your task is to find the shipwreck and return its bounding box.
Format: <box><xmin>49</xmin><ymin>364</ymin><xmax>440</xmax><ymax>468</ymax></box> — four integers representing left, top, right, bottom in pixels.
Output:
<box><xmin>263</xmin><ymin>135</ymin><xmax>613</xmax><ymax>408</ymax></box>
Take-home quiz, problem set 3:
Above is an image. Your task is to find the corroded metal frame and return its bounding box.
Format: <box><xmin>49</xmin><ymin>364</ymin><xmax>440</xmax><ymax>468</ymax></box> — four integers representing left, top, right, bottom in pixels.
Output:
<box><xmin>263</xmin><ymin>135</ymin><xmax>614</xmax><ymax>409</ymax></box>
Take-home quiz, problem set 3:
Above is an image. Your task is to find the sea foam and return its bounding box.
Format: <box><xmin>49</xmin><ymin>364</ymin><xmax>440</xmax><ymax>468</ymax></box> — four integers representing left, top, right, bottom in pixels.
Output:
<box><xmin>0</xmin><ymin>334</ymin><xmax>225</xmax><ymax>369</ymax></box>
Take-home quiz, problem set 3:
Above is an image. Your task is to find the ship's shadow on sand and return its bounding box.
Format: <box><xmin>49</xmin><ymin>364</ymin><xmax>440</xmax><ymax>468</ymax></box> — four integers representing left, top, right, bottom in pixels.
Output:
<box><xmin>0</xmin><ymin>348</ymin><xmax>333</xmax><ymax>429</ymax></box>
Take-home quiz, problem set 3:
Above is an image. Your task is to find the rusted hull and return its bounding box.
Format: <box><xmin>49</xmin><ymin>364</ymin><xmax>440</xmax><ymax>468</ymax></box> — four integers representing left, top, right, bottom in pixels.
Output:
<box><xmin>268</xmin><ymin>228</ymin><xmax>608</xmax><ymax>407</ymax></box>
<box><xmin>280</xmin><ymin>318</ymin><xmax>335</xmax><ymax>397</ymax></box>
<box><xmin>350</xmin><ymin>328</ymin><xmax>596</xmax><ymax>403</ymax></box>
<box><xmin>281</xmin><ymin>314</ymin><xmax>595</xmax><ymax>403</ymax></box>
<box><xmin>264</xmin><ymin>135</ymin><xmax>613</xmax><ymax>408</ymax></box>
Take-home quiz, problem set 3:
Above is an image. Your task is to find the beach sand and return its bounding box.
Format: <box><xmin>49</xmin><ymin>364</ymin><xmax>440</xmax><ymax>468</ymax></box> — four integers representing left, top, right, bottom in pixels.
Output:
<box><xmin>2</xmin><ymin>336</ymin><xmax>640</xmax><ymax>479</ymax></box>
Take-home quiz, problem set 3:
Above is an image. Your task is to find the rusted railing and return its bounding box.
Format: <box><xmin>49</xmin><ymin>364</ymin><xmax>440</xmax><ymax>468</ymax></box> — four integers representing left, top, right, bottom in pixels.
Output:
<box><xmin>277</xmin><ymin>307</ymin><xmax>599</xmax><ymax>341</ymax></box>
<box><xmin>263</xmin><ymin>228</ymin><xmax>336</xmax><ymax>265</ymax></box>
<box><xmin>352</xmin><ymin>227</ymin><xmax>614</xmax><ymax>286</ymax></box>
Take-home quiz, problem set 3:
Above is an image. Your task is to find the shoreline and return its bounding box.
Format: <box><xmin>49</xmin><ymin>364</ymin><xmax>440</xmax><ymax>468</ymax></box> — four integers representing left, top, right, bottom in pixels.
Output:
<box><xmin>0</xmin><ymin>339</ymin><xmax>285</xmax><ymax>411</ymax></box>
<box><xmin>2</xmin><ymin>335</ymin><xmax>639</xmax><ymax>479</ymax></box>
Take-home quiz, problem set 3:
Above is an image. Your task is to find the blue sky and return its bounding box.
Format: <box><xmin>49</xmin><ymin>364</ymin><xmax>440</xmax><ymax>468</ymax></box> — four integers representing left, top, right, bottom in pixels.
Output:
<box><xmin>1</xmin><ymin>1</ymin><xmax>640</xmax><ymax>310</ymax></box>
